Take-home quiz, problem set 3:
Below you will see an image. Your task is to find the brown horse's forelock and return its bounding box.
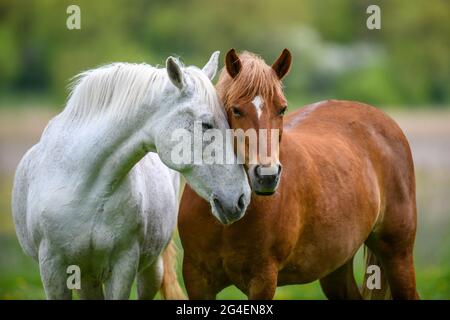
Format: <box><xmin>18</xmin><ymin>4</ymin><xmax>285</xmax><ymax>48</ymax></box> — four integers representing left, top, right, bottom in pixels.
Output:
<box><xmin>216</xmin><ymin>51</ymin><xmax>286</xmax><ymax>109</ymax></box>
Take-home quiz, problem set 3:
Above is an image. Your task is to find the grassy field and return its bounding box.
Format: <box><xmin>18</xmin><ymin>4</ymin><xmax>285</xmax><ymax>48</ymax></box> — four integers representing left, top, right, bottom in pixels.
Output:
<box><xmin>0</xmin><ymin>106</ymin><xmax>449</xmax><ymax>299</ymax></box>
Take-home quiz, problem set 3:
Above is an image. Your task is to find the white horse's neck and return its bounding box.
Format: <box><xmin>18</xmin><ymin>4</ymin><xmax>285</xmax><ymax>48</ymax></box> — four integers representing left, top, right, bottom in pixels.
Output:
<box><xmin>43</xmin><ymin>67</ymin><xmax>174</xmax><ymax>198</ymax></box>
<box><xmin>93</xmin><ymin>115</ymin><xmax>158</xmax><ymax>194</ymax></box>
<box><xmin>53</xmin><ymin>101</ymin><xmax>163</xmax><ymax>198</ymax></box>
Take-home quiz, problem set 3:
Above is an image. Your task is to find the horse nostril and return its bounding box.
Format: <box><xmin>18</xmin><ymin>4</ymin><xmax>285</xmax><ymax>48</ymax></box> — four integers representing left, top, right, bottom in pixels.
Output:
<box><xmin>213</xmin><ymin>197</ymin><xmax>225</xmax><ymax>215</ymax></box>
<box><xmin>277</xmin><ymin>164</ymin><xmax>282</xmax><ymax>175</ymax></box>
<box><xmin>237</xmin><ymin>193</ymin><xmax>246</xmax><ymax>211</ymax></box>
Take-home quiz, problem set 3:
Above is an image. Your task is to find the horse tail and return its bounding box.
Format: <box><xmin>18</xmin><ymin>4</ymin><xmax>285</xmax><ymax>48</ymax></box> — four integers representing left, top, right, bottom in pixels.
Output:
<box><xmin>361</xmin><ymin>246</ymin><xmax>391</xmax><ymax>299</ymax></box>
<box><xmin>160</xmin><ymin>239</ymin><xmax>186</xmax><ymax>300</ymax></box>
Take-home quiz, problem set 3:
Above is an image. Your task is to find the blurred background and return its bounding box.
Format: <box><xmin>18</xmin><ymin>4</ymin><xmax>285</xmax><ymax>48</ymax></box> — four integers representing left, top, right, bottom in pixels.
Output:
<box><xmin>0</xmin><ymin>0</ymin><xmax>449</xmax><ymax>299</ymax></box>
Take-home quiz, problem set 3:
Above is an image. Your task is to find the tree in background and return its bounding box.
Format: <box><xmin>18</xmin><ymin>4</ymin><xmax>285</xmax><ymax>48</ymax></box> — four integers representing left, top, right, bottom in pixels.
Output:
<box><xmin>0</xmin><ymin>0</ymin><xmax>448</xmax><ymax>107</ymax></box>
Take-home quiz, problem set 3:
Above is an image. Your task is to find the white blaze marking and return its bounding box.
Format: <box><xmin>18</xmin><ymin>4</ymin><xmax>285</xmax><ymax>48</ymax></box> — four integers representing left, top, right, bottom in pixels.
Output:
<box><xmin>252</xmin><ymin>96</ymin><xmax>264</xmax><ymax>119</ymax></box>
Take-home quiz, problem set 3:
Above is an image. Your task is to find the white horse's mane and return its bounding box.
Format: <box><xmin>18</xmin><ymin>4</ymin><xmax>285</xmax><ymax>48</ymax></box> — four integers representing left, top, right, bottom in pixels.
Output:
<box><xmin>61</xmin><ymin>61</ymin><xmax>223</xmax><ymax>123</ymax></box>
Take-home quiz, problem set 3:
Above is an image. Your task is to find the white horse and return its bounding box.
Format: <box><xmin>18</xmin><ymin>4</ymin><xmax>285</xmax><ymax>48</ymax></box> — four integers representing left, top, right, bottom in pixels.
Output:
<box><xmin>12</xmin><ymin>52</ymin><xmax>251</xmax><ymax>299</ymax></box>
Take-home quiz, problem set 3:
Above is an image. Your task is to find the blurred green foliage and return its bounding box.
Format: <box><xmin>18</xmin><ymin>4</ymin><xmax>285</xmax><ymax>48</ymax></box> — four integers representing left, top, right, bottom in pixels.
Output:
<box><xmin>0</xmin><ymin>0</ymin><xmax>448</xmax><ymax>107</ymax></box>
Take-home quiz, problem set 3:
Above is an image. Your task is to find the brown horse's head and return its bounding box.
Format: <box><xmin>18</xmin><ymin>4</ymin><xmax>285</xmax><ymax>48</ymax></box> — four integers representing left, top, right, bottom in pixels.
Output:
<box><xmin>216</xmin><ymin>49</ymin><xmax>292</xmax><ymax>195</ymax></box>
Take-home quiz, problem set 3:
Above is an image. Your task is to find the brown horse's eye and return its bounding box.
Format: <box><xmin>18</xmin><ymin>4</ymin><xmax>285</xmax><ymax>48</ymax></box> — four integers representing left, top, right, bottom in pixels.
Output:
<box><xmin>278</xmin><ymin>106</ymin><xmax>288</xmax><ymax>116</ymax></box>
<box><xmin>231</xmin><ymin>106</ymin><xmax>242</xmax><ymax>118</ymax></box>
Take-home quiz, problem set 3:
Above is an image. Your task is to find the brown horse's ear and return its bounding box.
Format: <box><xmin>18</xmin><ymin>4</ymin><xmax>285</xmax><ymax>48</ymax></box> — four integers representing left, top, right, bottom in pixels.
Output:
<box><xmin>272</xmin><ymin>49</ymin><xmax>292</xmax><ymax>80</ymax></box>
<box><xmin>225</xmin><ymin>48</ymin><xmax>242</xmax><ymax>79</ymax></box>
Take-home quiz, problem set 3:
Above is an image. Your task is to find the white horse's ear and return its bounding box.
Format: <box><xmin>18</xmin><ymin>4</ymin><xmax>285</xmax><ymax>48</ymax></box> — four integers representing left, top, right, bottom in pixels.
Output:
<box><xmin>202</xmin><ymin>51</ymin><xmax>220</xmax><ymax>80</ymax></box>
<box><xmin>166</xmin><ymin>57</ymin><xmax>185</xmax><ymax>90</ymax></box>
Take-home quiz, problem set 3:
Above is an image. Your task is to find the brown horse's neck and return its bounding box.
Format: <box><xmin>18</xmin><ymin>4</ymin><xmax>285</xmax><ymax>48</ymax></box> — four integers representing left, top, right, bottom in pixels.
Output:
<box><xmin>279</xmin><ymin>130</ymin><xmax>317</xmax><ymax>202</ymax></box>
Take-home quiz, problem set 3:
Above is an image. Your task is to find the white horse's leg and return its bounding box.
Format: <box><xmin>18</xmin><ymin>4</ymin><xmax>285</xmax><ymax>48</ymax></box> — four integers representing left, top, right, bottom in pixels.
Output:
<box><xmin>137</xmin><ymin>255</ymin><xmax>164</xmax><ymax>300</ymax></box>
<box><xmin>38</xmin><ymin>244</ymin><xmax>72</xmax><ymax>300</ymax></box>
<box><xmin>104</xmin><ymin>244</ymin><xmax>139</xmax><ymax>300</ymax></box>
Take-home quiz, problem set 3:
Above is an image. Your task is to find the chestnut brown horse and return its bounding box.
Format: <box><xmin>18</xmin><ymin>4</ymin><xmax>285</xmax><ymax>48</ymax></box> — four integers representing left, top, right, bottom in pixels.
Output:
<box><xmin>178</xmin><ymin>49</ymin><xmax>419</xmax><ymax>300</ymax></box>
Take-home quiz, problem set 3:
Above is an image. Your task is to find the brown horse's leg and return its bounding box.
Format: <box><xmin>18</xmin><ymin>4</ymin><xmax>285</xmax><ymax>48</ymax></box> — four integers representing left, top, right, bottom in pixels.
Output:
<box><xmin>183</xmin><ymin>257</ymin><xmax>220</xmax><ymax>300</ymax></box>
<box><xmin>246</xmin><ymin>263</ymin><xmax>278</xmax><ymax>300</ymax></box>
<box><xmin>373</xmin><ymin>247</ymin><xmax>419</xmax><ymax>300</ymax></box>
<box><xmin>366</xmin><ymin>229</ymin><xmax>419</xmax><ymax>298</ymax></box>
<box><xmin>319</xmin><ymin>256</ymin><xmax>362</xmax><ymax>300</ymax></box>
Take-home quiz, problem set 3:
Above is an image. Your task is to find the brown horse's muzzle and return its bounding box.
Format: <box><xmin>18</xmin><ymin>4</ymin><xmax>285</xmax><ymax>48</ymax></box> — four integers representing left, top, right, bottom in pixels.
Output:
<box><xmin>248</xmin><ymin>163</ymin><xmax>282</xmax><ymax>195</ymax></box>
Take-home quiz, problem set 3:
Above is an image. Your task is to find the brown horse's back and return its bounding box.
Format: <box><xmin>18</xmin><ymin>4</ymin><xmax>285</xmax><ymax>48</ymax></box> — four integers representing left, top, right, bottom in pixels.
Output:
<box><xmin>285</xmin><ymin>99</ymin><xmax>415</xmax><ymax>206</ymax></box>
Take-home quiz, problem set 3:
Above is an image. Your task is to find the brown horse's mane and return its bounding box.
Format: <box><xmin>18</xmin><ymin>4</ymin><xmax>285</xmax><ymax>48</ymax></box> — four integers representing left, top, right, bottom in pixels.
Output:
<box><xmin>216</xmin><ymin>51</ymin><xmax>286</xmax><ymax>109</ymax></box>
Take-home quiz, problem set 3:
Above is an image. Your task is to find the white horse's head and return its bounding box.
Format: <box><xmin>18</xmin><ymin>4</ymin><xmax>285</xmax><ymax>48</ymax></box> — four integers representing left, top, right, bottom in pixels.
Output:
<box><xmin>153</xmin><ymin>52</ymin><xmax>251</xmax><ymax>224</ymax></box>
